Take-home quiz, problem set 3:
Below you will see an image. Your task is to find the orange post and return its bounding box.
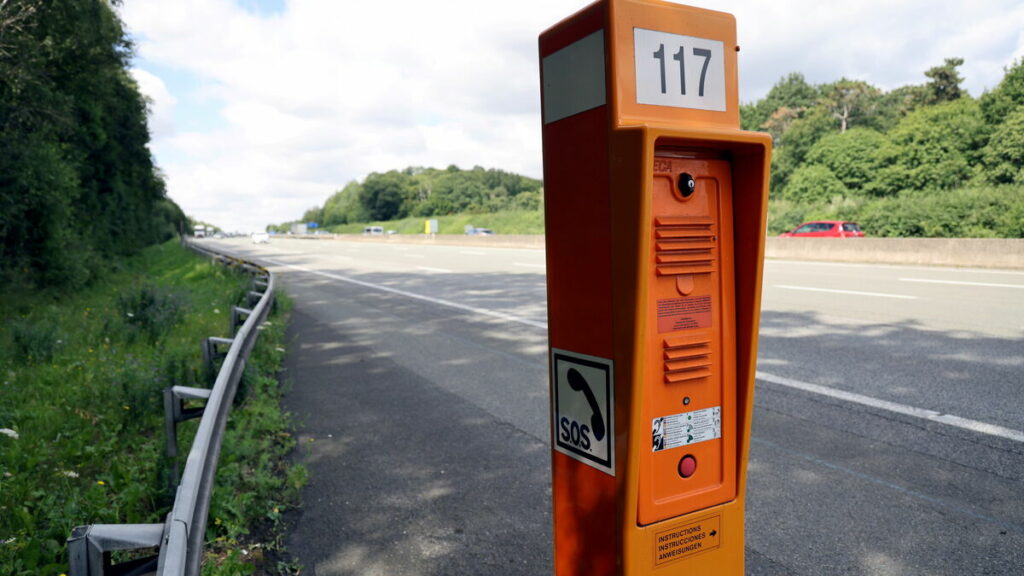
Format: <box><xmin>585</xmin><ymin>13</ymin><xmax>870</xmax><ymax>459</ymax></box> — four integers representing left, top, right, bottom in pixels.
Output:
<box><xmin>540</xmin><ymin>1</ymin><xmax>771</xmax><ymax>574</ymax></box>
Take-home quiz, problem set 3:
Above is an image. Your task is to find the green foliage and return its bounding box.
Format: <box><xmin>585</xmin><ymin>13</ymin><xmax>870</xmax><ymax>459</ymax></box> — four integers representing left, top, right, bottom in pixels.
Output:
<box><xmin>9</xmin><ymin>317</ymin><xmax>61</xmax><ymax>365</ymax></box>
<box><xmin>818</xmin><ymin>78</ymin><xmax>883</xmax><ymax>132</ymax></box>
<box><xmin>923</xmin><ymin>57</ymin><xmax>966</xmax><ymax>104</ymax></box>
<box><xmin>0</xmin><ymin>0</ymin><xmax>183</xmax><ymax>290</ymax></box>
<box><xmin>0</xmin><ymin>242</ymin><xmax>301</xmax><ymax>575</ymax></box>
<box><xmin>804</xmin><ymin>128</ymin><xmax>888</xmax><ymax>193</ymax></box>
<box><xmin>769</xmin><ymin>108</ymin><xmax>834</xmax><ymax>195</ymax></box>
<box><xmin>876</xmin><ymin>98</ymin><xmax>988</xmax><ymax>195</ymax></box>
<box><xmin>782</xmin><ymin>164</ymin><xmax>849</xmax><ymax>203</ymax></box>
<box><xmin>980</xmin><ymin>59</ymin><xmax>1024</xmax><ymax>125</ymax></box>
<box><xmin>978</xmin><ymin>105</ymin><xmax>1024</xmax><ymax>184</ymax></box>
<box><xmin>115</xmin><ymin>284</ymin><xmax>186</xmax><ymax>344</ymax></box>
<box><xmin>741</xmin><ymin>72</ymin><xmax>818</xmax><ymax>131</ymax></box>
<box><xmin>275</xmin><ymin>166</ymin><xmax>543</xmax><ymax>231</ymax></box>
<box><xmin>858</xmin><ymin>186</ymin><xmax>1024</xmax><ymax>238</ymax></box>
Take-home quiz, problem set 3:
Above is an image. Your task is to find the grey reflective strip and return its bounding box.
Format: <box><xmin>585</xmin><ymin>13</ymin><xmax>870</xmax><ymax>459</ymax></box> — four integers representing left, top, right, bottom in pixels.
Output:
<box><xmin>542</xmin><ymin>30</ymin><xmax>606</xmax><ymax>124</ymax></box>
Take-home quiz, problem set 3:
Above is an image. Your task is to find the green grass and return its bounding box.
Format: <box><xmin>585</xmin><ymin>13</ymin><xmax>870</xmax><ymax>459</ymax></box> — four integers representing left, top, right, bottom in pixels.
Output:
<box><xmin>323</xmin><ymin>208</ymin><xmax>545</xmax><ymax>235</ymax></box>
<box><xmin>0</xmin><ymin>241</ymin><xmax>303</xmax><ymax>575</ymax></box>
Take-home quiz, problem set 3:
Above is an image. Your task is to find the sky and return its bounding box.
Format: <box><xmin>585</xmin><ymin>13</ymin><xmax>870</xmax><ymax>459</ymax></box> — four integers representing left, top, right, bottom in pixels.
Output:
<box><xmin>120</xmin><ymin>0</ymin><xmax>1024</xmax><ymax>232</ymax></box>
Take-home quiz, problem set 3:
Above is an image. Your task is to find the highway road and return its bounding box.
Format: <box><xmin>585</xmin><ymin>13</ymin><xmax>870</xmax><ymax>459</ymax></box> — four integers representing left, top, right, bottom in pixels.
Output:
<box><xmin>205</xmin><ymin>236</ymin><xmax>1023</xmax><ymax>575</ymax></box>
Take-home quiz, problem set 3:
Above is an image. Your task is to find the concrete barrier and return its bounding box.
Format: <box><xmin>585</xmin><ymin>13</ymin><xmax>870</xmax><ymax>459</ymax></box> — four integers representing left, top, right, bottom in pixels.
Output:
<box><xmin>765</xmin><ymin>238</ymin><xmax>1024</xmax><ymax>269</ymax></box>
<box><xmin>292</xmin><ymin>234</ymin><xmax>1024</xmax><ymax>269</ymax></box>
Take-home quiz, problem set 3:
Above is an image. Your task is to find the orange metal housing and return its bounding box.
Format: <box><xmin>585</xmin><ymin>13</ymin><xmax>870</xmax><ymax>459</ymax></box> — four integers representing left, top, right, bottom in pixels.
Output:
<box><xmin>540</xmin><ymin>1</ymin><xmax>771</xmax><ymax>574</ymax></box>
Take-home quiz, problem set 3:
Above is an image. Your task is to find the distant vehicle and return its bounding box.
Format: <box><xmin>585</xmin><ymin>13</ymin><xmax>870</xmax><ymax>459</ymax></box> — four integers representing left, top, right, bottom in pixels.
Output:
<box><xmin>779</xmin><ymin>221</ymin><xmax>864</xmax><ymax>238</ymax></box>
<box><xmin>212</xmin><ymin>232</ymin><xmax>224</xmax><ymax>239</ymax></box>
<box><xmin>251</xmin><ymin>232</ymin><xmax>270</xmax><ymax>244</ymax></box>
<box><xmin>363</xmin><ymin>226</ymin><xmax>384</xmax><ymax>235</ymax></box>
<box><xmin>194</xmin><ymin>225</ymin><xmax>207</xmax><ymax>238</ymax></box>
<box><xmin>467</xmin><ymin>227</ymin><xmax>494</xmax><ymax>235</ymax></box>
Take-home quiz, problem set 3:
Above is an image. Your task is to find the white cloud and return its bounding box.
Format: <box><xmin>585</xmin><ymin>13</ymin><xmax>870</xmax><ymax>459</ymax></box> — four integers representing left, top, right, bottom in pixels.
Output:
<box><xmin>121</xmin><ymin>0</ymin><xmax>1024</xmax><ymax>232</ymax></box>
<box><xmin>129</xmin><ymin>68</ymin><xmax>176</xmax><ymax>140</ymax></box>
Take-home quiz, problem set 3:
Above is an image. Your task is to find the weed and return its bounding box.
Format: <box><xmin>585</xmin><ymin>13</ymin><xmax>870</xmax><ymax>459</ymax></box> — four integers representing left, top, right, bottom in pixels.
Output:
<box><xmin>9</xmin><ymin>318</ymin><xmax>61</xmax><ymax>365</ymax></box>
<box><xmin>115</xmin><ymin>284</ymin><xmax>186</xmax><ymax>344</ymax></box>
<box><xmin>0</xmin><ymin>242</ymin><xmax>301</xmax><ymax>575</ymax></box>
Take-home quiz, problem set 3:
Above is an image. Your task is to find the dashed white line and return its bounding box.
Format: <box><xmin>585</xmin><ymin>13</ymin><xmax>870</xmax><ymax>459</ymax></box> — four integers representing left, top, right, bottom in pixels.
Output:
<box><xmin>757</xmin><ymin>370</ymin><xmax>1024</xmax><ymax>443</ymax></box>
<box><xmin>774</xmin><ymin>285</ymin><xmax>917</xmax><ymax>300</ymax></box>
<box><xmin>265</xmin><ymin>258</ymin><xmax>548</xmax><ymax>329</ymax></box>
<box><xmin>900</xmin><ymin>278</ymin><xmax>1024</xmax><ymax>289</ymax></box>
<box><xmin>416</xmin><ymin>266</ymin><xmax>452</xmax><ymax>273</ymax></box>
<box><xmin>460</xmin><ymin>250</ymin><xmax>487</xmax><ymax>255</ymax></box>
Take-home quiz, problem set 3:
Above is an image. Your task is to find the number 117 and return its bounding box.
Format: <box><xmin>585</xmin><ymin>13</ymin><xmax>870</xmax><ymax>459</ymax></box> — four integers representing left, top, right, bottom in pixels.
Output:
<box><xmin>652</xmin><ymin>43</ymin><xmax>712</xmax><ymax>97</ymax></box>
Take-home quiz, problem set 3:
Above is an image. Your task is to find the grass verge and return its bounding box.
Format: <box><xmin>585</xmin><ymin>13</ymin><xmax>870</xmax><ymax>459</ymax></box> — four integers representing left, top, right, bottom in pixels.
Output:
<box><xmin>0</xmin><ymin>241</ymin><xmax>304</xmax><ymax>575</ymax></box>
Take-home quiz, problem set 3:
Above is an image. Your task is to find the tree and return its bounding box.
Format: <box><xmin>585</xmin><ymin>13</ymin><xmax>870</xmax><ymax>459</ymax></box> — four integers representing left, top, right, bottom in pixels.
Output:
<box><xmin>769</xmin><ymin>108</ymin><xmax>834</xmax><ymax>196</ymax></box>
<box><xmin>1</xmin><ymin>0</ymin><xmax>171</xmax><ymax>288</ymax></box>
<box><xmin>978</xmin><ymin>105</ymin><xmax>1024</xmax><ymax>184</ymax></box>
<box><xmin>923</xmin><ymin>57</ymin><xmax>965</xmax><ymax>104</ymax></box>
<box><xmin>783</xmin><ymin>164</ymin><xmax>849</xmax><ymax>203</ymax></box>
<box><xmin>805</xmin><ymin>128</ymin><xmax>888</xmax><ymax>194</ymax></box>
<box><xmin>980</xmin><ymin>59</ymin><xmax>1024</xmax><ymax>125</ymax></box>
<box><xmin>359</xmin><ymin>170</ymin><xmax>412</xmax><ymax>221</ymax></box>
<box><xmin>874</xmin><ymin>98</ymin><xmax>987</xmax><ymax>195</ymax></box>
<box><xmin>818</xmin><ymin>79</ymin><xmax>882</xmax><ymax>133</ymax></box>
<box><xmin>741</xmin><ymin>72</ymin><xmax>818</xmax><ymax>132</ymax></box>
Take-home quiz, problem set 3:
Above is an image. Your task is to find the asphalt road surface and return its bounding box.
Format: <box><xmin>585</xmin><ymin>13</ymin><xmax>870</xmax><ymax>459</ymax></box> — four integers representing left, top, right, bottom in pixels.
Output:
<box><xmin>205</xmin><ymin>236</ymin><xmax>1024</xmax><ymax>575</ymax></box>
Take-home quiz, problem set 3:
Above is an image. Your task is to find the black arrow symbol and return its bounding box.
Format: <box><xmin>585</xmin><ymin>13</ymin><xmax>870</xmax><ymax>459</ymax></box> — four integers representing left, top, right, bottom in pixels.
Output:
<box><xmin>568</xmin><ymin>368</ymin><xmax>605</xmax><ymax>441</ymax></box>
<box><xmin>709</xmin><ymin>530</ymin><xmax>718</xmax><ymax>537</ymax></box>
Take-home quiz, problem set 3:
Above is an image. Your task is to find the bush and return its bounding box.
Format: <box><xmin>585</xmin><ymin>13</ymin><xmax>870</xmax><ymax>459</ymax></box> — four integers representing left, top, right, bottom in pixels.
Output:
<box><xmin>115</xmin><ymin>284</ymin><xmax>186</xmax><ymax>343</ymax></box>
<box><xmin>858</xmin><ymin>185</ymin><xmax>1024</xmax><ymax>237</ymax></box>
<box><xmin>782</xmin><ymin>164</ymin><xmax>849</xmax><ymax>203</ymax></box>
<box><xmin>9</xmin><ymin>319</ymin><xmax>61</xmax><ymax>365</ymax></box>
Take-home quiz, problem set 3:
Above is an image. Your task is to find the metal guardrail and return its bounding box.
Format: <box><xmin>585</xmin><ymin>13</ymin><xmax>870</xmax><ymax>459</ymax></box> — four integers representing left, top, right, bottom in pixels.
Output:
<box><xmin>68</xmin><ymin>241</ymin><xmax>276</xmax><ymax>576</ymax></box>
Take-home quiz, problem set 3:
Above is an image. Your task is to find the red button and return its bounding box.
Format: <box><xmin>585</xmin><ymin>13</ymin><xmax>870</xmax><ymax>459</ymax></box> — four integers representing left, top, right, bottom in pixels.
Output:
<box><xmin>678</xmin><ymin>455</ymin><xmax>697</xmax><ymax>478</ymax></box>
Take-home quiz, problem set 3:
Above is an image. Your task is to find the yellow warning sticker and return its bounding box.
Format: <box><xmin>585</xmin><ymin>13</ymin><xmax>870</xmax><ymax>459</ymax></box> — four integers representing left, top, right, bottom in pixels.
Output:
<box><xmin>653</xmin><ymin>514</ymin><xmax>721</xmax><ymax>566</ymax></box>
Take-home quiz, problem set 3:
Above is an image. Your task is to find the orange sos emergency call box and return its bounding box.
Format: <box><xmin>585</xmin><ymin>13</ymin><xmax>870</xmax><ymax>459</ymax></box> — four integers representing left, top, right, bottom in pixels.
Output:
<box><xmin>540</xmin><ymin>1</ymin><xmax>771</xmax><ymax>574</ymax></box>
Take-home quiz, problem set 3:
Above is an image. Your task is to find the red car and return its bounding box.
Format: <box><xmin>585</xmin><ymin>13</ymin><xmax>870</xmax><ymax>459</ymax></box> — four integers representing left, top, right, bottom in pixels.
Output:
<box><xmin>779</xmin><ymin>220</ymin><xmax>864</xmax><ymax>238</ymax></box>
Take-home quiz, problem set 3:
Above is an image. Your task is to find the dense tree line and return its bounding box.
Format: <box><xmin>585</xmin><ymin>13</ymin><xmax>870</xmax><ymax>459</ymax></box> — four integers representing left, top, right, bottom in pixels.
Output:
<box><xmin>0</xmin><ymin>0</ymin><xmax>183</xmax><ymax>289</ymax></box>
<box><xmin>745</xmin><ymin>58</ymin><xmax>1024</xmax><ymax>237</ymax></box>
<box><xmin>276</xmin><ymin>165</ymin><xmax>542</xmax><ymax>231</ymax></box>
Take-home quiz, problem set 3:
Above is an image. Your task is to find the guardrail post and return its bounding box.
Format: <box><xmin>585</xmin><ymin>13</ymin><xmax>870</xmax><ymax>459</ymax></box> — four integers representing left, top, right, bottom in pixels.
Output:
<box><xmin>230</xmin><ymin>306</ymin><xmax>252</xmax><ymax>337</ymax></box>
<box><xmin>67</xmin><ymin>524</ymin><xmax>163</xmax><ymax>576</ymax></box>
<box><xmin>163</xmin><ymin>386</ymin><xmax>212</xmax><ymax>490</ymax></box>
<box><xmin>201</xmin><ymin>336</ymin><xmax>234</xmax><ymax>383</ymax></box>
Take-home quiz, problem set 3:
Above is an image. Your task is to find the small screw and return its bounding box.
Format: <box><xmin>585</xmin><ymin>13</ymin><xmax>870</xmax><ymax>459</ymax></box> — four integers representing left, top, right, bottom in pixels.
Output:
<box><xmin>683</xmin><ymin>397</ymin><xmax>691</xmax><ymax>406</ymax></box>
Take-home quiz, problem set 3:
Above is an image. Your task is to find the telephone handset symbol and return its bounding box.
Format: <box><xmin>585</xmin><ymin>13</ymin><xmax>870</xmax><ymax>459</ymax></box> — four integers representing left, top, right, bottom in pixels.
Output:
<box><xmin>567</xmin><ymin>368</ymin><xmax>606</xmax><ymax>442</ymax></box>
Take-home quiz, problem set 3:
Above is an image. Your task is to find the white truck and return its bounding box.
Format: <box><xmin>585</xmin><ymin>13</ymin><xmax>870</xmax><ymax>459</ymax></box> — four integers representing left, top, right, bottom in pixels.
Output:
<box><xmin>193</xmin><ymin>225</ymin><xmax>207</xmax><ymax>238</ymax></box>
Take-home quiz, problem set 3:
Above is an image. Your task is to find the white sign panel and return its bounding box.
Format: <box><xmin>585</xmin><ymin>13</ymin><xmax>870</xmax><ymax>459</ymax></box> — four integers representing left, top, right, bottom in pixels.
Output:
<box><xmin>634</xmin><ymin>28</ymin><xmax>726</xmax><ymax>111</ymax></box>
<box><xmin>552</xmin><ymin>349</ymin><xmax>614</xmax><ymax>476</ymax></box>
<box><xmin>652</xmin><ymin>406</ymin><xmax>722</xmax><ymax>452</ymax></box>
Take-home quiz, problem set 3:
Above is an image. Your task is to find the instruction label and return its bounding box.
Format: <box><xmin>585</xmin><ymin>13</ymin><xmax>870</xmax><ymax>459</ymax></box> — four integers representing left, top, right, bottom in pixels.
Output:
<box><xmin>652</xmin><ymin>406</ymin><xmax>721</xmax><ymax>452</ymax></box>
<box><xmin>654</xmin><ymin>515</ymin><xmax>721</xmax><ymax>566</ymax></box>
<box><xmin>657</xmin><ymin>295</ymin><xmax>711</xmax><ymax>332</ymax></box>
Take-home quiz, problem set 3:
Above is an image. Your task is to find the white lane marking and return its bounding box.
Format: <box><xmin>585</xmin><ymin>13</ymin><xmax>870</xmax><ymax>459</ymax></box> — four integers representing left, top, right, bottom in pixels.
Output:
<box><xmin>416</xmin><ymin>266</ymin><xmax>452</xmax><ymax>273</ymax></box>
<box><xmin>404</xmin><ymin>253</ymin><xmax>425</xmax><ymax>259</ymax></box>
<box><xmin>774</xmin><ymin>285</ymin><xmax>917</xmax><ymax>300</ymax></box>
<box><xmin>900</xmin><ymin>278</ymin><xmax>1024</xmax><ymax>289</ymax></box>
<box><xmin>265</xmin><ymin>258</ymin><xmax>548</xmax><ymax>329</ymax></box>
<box><xmin>757</xmin><ymin>371</ymin><xmax>1024</xmax><ymax>444</ymax></box>
<box><xmin>769</xmin><ymin>259</ymin><xmax>1024</xmax><ymax>276</ymax></box>
<box><xmin>514</xmin><ymin>262</ymin><xmax>546</xmax><ymax>269</ymax></box>
<box><xmin>460</xmin><ymin>250</ymin><xmax>487</xmax><ymax>255</ymax></box>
